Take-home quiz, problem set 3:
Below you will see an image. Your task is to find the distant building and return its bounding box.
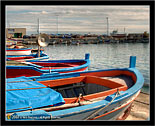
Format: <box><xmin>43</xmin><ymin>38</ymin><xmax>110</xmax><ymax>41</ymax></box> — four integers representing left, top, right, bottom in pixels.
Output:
<box><xmin>6</xmin><ymin>28</ymin><xmax>26</xmax><ymax>38</ymax></box>
<box><xmin>127</xmin><ymin>33</ymin><xmax>144</xmax><ymax>40</ymax></box>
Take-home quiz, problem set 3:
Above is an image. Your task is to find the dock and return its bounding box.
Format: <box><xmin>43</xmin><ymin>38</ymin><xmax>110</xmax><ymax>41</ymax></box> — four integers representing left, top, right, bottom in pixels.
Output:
<box><xmin>125</xmin><ymin>92</ymin><xmax>149</xmax><ymax>120</ymax></box>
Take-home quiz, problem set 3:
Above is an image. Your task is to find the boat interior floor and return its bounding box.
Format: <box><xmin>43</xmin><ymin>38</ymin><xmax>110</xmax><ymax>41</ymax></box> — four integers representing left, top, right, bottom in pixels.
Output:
<box><xmin>39</xmin><ymin>75</ymin><xmax>134</xmax><ymax>106</ymax></box>
<box><xmin>52</xmin><ymin>81</ymin><xmax>112</xmax><ymax>98</ymax></box>
<box><xmin>49</xmin><ymin>75</ymin><xmax>134</xmax><ymax>99</ymax></box>
<box><xmin>101</xmin><ymin>75</ymin><xmax>134</xmax><ymax>88</ymax></box>
<box><xmin>39</xmin><ymin>75</ymin><xmax>135</xmax><ymax>112</ymax></box>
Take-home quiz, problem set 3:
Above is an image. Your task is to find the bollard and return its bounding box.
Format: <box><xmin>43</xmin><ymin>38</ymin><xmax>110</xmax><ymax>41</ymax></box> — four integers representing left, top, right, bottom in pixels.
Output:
<box><xmin>129</xmin><ymin>56</ymin><xmax>136</xmax><ymax>68</ymax></box>
<box><xmin>85</xmin><ymin>53</ymin><xmax>90</xmax><ymax>60</ymax></box>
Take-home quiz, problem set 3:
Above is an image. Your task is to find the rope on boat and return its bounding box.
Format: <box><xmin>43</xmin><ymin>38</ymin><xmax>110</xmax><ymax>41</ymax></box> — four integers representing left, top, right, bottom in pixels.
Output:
<box><xmin>72</xmin><ymin>93</ymin><xmax>93</xmax><ymax>104</ymax></box>
<box><xmin>77</xmin><ymin>93</ymin><xmax>82</xmax><ymax>106</ymax></box>
<box><xmin>84</xmin><ymin>89</ymin><xmax>120</xmax><ymax>120</ymax></box>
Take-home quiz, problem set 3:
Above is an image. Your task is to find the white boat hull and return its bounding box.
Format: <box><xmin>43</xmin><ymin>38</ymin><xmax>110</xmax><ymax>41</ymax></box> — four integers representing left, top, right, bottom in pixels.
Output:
<box><xmin>6</xmin><ymin>49</ymin><xmax>32</xmax><ymax>55</ymax></box>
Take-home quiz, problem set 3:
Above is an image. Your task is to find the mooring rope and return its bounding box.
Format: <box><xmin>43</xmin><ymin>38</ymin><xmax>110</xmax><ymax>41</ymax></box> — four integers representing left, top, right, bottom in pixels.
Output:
<box><xmin>72</xmin><ymin>93</ymin><xmax>92</xmax><ymax>104</ymax></box>
<box><xmin>84</xmin><ymin>89</ymin><xmax>120</xmax><ymax>120</ymax></box>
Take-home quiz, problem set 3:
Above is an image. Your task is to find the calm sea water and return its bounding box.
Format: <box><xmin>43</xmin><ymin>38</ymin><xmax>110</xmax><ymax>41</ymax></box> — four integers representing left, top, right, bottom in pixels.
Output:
<box><xmin>29</xmin><ymin>43</ymin><xmax>150</xmax><ymax>93</ymax></box>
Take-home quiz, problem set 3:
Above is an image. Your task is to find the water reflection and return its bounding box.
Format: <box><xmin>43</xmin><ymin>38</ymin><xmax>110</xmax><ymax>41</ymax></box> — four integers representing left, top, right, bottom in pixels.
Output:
<box><xmin>29</xmin><ymin>43</ymin><xmax>150</xmax><ymax>89</ymax></box>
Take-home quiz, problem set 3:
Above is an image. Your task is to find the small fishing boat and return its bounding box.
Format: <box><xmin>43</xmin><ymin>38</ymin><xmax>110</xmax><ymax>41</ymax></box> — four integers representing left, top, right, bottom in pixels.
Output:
<box><xmin>6</xmin><ymin>40</ymin><xmax>17</xmax><ymax>47</ymax></box>
<box><xmin>6</xmin><ymin>53</ymin><xmax>90</xmax><ymax>78</ymax></box>
<box><xmin>6</xmin><ymin>42</ymin><xmax>49</xmax><ymax>62</ymax></box>
<box><xmin>6</xmin><ymin>45</ymin><xmax>32</xmax><ymax>56</ymax></box>
<box><xmin>6</xmin><ymin>50</ymin><xmax>49</xmax><ymax>62</ymax></box>
<box><xmin>6</xmin><ymin>56</ymin><xmax>144</xmax><ymax>120</ymax></box>
<box><xmin>6</xmin><ymin>33</ymin><xmax>50</xmax><ymax>61</ymax></box>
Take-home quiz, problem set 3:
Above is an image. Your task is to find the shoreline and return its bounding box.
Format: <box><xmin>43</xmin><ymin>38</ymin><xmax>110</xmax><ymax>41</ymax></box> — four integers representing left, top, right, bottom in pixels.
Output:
<box><xmin>125</xmin><ymin>92</ymin><xmax>150</xmax><ymax>120</ymax></box>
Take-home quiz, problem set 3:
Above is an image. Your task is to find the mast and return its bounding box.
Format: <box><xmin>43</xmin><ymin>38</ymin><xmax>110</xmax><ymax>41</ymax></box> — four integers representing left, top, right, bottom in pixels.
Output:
<box><xmin>106</xmin><ymin>17</ymin><xmax>109</xmax><ymax>36</ymax></box>
<box><xmin>56</xmin><ymin>14</ymin><xmax>59</xmax><ymax>35</ymax></box>
<box><xmin>38</xmin><ymin>18</ymin><xmax>40</xmax><ymax>57</ymax></box>
<box><xmin>38</xmin><ymin>18</ymin><xmax>40</xmax><ymax>34</ymax></box>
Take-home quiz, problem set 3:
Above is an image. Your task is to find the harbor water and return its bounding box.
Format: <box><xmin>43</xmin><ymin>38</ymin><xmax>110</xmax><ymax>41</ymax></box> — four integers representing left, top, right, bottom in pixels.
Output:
<box><xmin>29</xmin><ymin>43</ymin><xmax>150</xmax><ymax>94</ymax></box>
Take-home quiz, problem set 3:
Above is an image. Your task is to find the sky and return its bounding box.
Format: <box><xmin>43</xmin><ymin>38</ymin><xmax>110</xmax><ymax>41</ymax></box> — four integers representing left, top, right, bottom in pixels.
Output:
<box><xmin>6</xmin><ymin>5</ymin><xmax>149</xmax><ymax>35</ymax></box>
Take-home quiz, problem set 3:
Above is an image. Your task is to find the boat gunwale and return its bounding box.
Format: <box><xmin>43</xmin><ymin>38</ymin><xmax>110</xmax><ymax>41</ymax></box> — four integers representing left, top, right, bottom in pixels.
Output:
<box><xmin>6</xmin><ymin>48</ymin><xmax>32</xmax><ymax>51</ymax></box>
<box><xmin>6</xmin><ymin>53</ymin><xmax>49</xmax><ymax>62</ymax></box>
<box><xmin>38</xmin><ymin>75</ymin><xmax>128</xmax><ymax>104</ymax></box>
<box><xmin>6</xmin><ymin>67</ymin><xmax>144</xmax><ymax>119</ymax></box>
<box><xmin>6</xmin><ymin>59</ymin><xmax>90</xmax><ymax>74</ymax></box>
<box><xmin>46</xmin><ymin>67</ymin><xmax>144</xmax><ymax>118</ymax></box>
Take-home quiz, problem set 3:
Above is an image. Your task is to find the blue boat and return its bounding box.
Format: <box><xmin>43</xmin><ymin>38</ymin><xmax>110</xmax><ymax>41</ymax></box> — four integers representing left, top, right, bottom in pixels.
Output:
<box><xmin>6</xmin><ymin>33</ymin><xmax>50</xmax><ymax>61</ymax></box>
<box><xmin>6</xmin><ymin>53</ymin><xmax>90</xmax><ymax>78</ymax></box>
<box><xmin>6</xmin><ymin>49</ymin><xmax>49</xmax><ymax>62</ymax></box>
<box><xmin>6</xmin><ymin>56</ymin><xmax>144</xmax><ymax>120</ymax></box>
<box><xmin>6</xmin><ymin>47</ymin><xmax>32</xmax><ymax>56</ymax></box>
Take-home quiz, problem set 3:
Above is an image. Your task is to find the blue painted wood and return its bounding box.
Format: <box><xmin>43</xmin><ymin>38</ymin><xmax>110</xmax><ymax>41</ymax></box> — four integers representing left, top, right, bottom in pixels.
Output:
<box><xmin>6</xmin><ymin>53</ymin><xmax>49</xmax><ymax>61</ymax></box>
<box><xmin>6</xmin><ymin>48</ymin><xmax>32</xmax><ymax>50</ymax></box>
<box><xmin>6</xmin><ymin>54</ymin><xmax>91</xmax><ymax>75</ymax></box>
<box><xmin>129</xmin><ymin>56</ymin><xmax>136</xmax><ymax>68</ymax></box>
<box><xmin>85</xmin><ymin>53</ymin><xmax>90</xmax><ymax>60</ymax></box>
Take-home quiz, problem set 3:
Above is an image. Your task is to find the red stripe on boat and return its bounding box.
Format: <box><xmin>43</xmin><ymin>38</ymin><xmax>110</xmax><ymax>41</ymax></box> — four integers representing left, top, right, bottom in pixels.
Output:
<box><xmin>7</xmin><ymin>49</ymin><xmax>32</xmax><ymax>51</ymax></box>
<box><xmin>7</xmin><ymin>56</ymin><xmax>34</xmax><ymax>60</ymax></box>
<box><xmin>6</xmin><ymin>69</ymin><xmax>42</xmax><ymax>78</ymax></box>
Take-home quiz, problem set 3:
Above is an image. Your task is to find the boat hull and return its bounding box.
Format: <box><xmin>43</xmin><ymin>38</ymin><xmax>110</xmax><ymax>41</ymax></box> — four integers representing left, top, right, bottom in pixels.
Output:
<box><xmin>6</xmin><ymin>54</ymin><xmax>90</xmax><ymax>78</ymax></box>
<box><xmin>6</xmin><ymin>90</ymin><xmax>140</xmax><ymax>121</ymax></box>
<box><xmin>6</xmin><ymin>56</ymin><xmax>144</xmax><ymax>121</ymax></box>
<box><xmin>49</xmin><ymin>91</ymin><xmax>139</xmax><ymax>120</ymax></box>
<box><xmin>6</xmin><ymin>53</ymin><xmax>49</xmax><ymax>62</ymax></box>
<box><xmin>6</xmin><ymin>48</ymin><xmax>32</xmax><ymax>55</ymax></box>
<box><xmin>6</xmin><ymin>66</ymin><xmax>88</xmax><ymax>78</ymax></box>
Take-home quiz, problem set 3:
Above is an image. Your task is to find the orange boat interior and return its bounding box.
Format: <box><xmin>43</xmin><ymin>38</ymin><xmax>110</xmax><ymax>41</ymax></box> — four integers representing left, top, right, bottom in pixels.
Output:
<box><xmin>31</xmin><ymin>62</ymin><xmax>86</xmax><ymax>70</ymax></box>
<box><xmin>39</xmin><ymin>70</ymin><xmax>136</xmax><ymax>106</ymax></box>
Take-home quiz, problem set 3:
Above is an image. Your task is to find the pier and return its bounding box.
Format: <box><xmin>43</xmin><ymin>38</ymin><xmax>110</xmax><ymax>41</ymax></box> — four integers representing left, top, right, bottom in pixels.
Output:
<box><xmin>7</xmin><ymin>31</ymin><xmax>149</xmax><ymax>45</ymax></box>
<box><xmin>12</xmin><ymin>36</ymin><xmax>149</xmax><ymax>46</ymax></box>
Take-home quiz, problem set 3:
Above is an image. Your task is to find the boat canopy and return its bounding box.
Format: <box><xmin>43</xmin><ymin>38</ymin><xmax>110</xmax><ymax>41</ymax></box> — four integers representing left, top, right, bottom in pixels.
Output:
<box><xmin>6</xmin><ymin>76</ymin><xmax>65</xmax><ymax>113</ymax></box>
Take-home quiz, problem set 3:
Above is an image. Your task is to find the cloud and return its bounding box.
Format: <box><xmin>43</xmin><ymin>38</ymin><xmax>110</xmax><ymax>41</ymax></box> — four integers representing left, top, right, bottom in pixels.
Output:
<box><xmin>28</xmin><ymin>12</ymin><xmax>40</xmax><ymax>15</ymax></box>
<box><xmin>6</xmin><ymin>5</ymin><xmax>149</xmax><ymax>34</ymax></box>
<box><xmin>27</xmin><ymin>10</ymin><xmax>49</xmax><ymax>15</ymax></box>
<box><xmin>41</xmin><ymin>11</ymin><xmax>48</xmax><ymax>14</ymax></box>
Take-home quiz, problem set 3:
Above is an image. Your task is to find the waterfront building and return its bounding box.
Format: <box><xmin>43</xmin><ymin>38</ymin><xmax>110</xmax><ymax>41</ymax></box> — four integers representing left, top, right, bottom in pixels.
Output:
<box><xmin>6</xmin><ymin>28</ymin><xmax>26</xmax><ymax>39</ymax></box>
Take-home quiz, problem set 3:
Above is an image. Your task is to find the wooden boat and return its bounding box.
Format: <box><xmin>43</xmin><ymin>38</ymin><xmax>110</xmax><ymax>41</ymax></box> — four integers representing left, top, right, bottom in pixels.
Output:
<box><xmin>6</xmin><ymin>56</ymin><xmax>144</xmax><ymax>120</ymax></box>
<box><xmin>6</xmin><ymin>51</ymin><xmax>49</xmax><ymax>62</ymax></box>
<box><xmin>6</xmin><ymin>34</ymin><xmax>50</xmax><ymax>62</ymax></box>
<box><xmin>6</xmin><ymin>46</ymin><xmax>32</xmax><ymax>56</ymax></box>
<box><xmin>6</xmin><ymin>40</ymin><xmax>17</xmax><ymax>47</ymax></box>
<box><xmin>6</xmin><ymin>42</ymin><xmax>48</xmax><ymax>62</ymax></box>
<box><xmin>6</xmin><ymin>53</ymin><xmax>90</xmax><ymax>78</ymax></box>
